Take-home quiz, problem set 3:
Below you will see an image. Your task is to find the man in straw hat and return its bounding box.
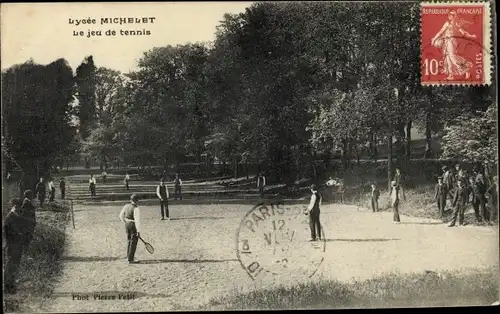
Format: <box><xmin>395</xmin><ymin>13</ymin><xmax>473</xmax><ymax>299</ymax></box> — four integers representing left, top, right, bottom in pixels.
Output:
<box><xmin>119</xmin><ymin>194</ymin><xmax>141</xmax><ymax>264</ymax></box>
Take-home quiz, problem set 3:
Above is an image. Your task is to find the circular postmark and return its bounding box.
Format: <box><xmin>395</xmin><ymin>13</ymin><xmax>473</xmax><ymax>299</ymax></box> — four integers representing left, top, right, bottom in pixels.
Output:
<box><xmin>236</xmin><ymin>201</ymin><xmax>326</xmax><ymax>282</ymax></box>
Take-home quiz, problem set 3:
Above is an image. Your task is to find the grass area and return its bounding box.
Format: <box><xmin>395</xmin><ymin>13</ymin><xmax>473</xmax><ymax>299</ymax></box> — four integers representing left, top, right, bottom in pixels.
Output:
<box><xmin>201</xmin><ymin>267</ymin><xmax>499</xmax><ymax>310</ymax></box>
<box><xmin>3</xmin><ymin>200</ymin><xmax>70</xmax><ymax>313</ymax></box>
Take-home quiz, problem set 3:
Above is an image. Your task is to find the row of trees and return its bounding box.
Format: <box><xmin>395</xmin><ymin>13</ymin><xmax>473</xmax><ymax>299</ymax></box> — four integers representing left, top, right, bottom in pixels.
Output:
<box><xmin>2</xmin><ymin>2</ymin><xmax>496</xmax><ymax>192</ymax></box>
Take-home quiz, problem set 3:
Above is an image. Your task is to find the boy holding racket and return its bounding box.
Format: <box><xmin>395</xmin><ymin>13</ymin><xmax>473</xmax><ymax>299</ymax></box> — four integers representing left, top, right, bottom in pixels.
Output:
<box><xmin>119</xmin><ymin>194</ymin><xmax>141</xmax><ymax>264</ymax></box>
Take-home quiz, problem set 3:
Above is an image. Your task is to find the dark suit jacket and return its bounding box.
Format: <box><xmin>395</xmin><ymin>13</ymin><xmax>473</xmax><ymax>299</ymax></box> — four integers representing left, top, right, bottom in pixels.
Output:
<box><xmin>434</xmin><ymin>184</ymin><xmax>448</xmax><ymax>200</ymax></box>
<box><xmin>21</xmin><ymin>199</ymin><xmax>37</xmax><ymax>246</ymax></box>
<box><xmin>452</xmin><ymin>187</ymin><xmax>468</xmax><ymax>207</ymax></box>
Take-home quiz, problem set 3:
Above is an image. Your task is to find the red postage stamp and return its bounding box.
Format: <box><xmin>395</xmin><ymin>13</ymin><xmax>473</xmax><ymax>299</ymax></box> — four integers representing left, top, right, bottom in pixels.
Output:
<box><xmin>420</xmin><ymin>1</ymin><xmax>492</xmax><ymax>85</ymax></box>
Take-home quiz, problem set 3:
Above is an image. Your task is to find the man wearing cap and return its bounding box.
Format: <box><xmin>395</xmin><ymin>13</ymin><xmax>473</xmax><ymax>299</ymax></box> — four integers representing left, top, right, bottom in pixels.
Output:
<box><xmin>434</xmin><ymin>176</ymin><xmax>448</xmax><ymax>219</ymax></box>
<box><xmin>449</xmin><ymin>179</ymin><xmax>469</xmax><ymax>227</ymax></box>
<box><xmin>257</xmin><ymin>173</ymin><xmax>266</xmax><ymax>199</ymax></box>
<box><xmin>156</xmin><ymin>178</ymin><xmax>170</xmax><ymax>220</ymax></box>
<box><xmin>59</xmin><ymin>177</ymin><xmax>66</xmax><ymax>200</ymax></box>
<box><xmin>119</xmin><ymin>194</ymin><xmax>141</xmax><ymax>264</ymax></box>
<box><xmin>306</xmin><ymin>184</ymin><xmax>322</xmax><ymax>241</ymax></box>
<box><xmin>173</xmin><ymin>173</ymin><xmax>183</xmax><ymax>200</ymax></box>
<box><xmin>35</xmin><ymin>177</ymin><xmax>46</xmax><ymax>208</ymax></box>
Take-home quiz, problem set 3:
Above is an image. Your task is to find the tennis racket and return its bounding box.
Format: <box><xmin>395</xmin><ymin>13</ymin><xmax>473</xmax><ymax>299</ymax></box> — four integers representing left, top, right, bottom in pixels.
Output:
<box><xmin>138</xmin><ymin>236</ymin><xmax>154</xmax><ymax>254</ymax></box>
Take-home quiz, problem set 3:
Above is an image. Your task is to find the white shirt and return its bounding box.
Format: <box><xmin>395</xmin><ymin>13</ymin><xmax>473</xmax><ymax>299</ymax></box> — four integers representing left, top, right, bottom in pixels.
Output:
<box><xmin>125</xmin><ymin>174</ymin><xmax>130</xmax><ymax>181</ymax></box>
<box><xmin>119</xmin><ymin>202</ymin><xmax>141</xmax><ymax>233</ymax></box>
<box><xmin>326</xmin><ymin>179</ymin><xmax>337</xmax><ymax>187</ymax></box>
<box><xmin>48</xmin><ymin>181</ymin><xmax>54</xmax><ymax>190</ymax></box>
<box><xmin>89</xmin><ymin>177</ymin><xmax>96</xmax><ymax>185</ymax></box>
<box><xmin>307</xmin><ymin>192</ymin><xmax>322</xmax><ymax>211</ymax></box>
<box><xmin>156</xmin><ymin>184</ymin><xmax>169</xmax><ymax>199</ymax></box>
<box><xmin>257</xmin><ymin>176</ymin><xmax>266</xmax><ymax>187</ymax></box>
<box><xmin>102</xmin><ymin>172</ymin><xmax>107</xmax><ymax>176</ymax></box>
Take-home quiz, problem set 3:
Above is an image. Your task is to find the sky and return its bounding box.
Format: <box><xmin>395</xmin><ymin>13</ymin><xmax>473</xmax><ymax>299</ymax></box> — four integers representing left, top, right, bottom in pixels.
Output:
<box><xmin>1</xmin><ymin>2</ymin><xmax>253</xmax><ymax>73</ymax></box>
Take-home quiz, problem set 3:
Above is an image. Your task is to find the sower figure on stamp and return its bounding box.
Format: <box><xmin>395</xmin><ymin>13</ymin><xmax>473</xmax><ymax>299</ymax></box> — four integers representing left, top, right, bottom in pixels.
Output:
<box><xmin>35</xmin><ymin>177</ymin><xmax>46</xmax><ymax>209</ymax></box>
<box><xmin>257</xmin><ymin>173</ymin><xmax>266</xmax><ymax>199</ymax></box>
<box><xmin>89</xmin><ymin>174</ymin><xmax>97</xmax><ymax>197</ymax></box>
<box><xmin>434</xmin><ymin>176</ymin><xmax>448</xmax><ymax>219</ymax></box>
<box><xmin>119</xmin><ymin>194</ymin><xmax>141</xmax><ymax>264</ymax></box>
<box><xmin>59</xmin><ymin>177</ymin><xmax>66</xmax><ymax>200</ymax></box>
<box><xmin>48</xmin><ymin>178</ymin><xmax>55</xmax><ymax>202</ymax></box>
<box><xmin>4</xmin><ymin>191</ymin><xmax>36</xmax><ymax>294</ymax></box>
<box><xmin>306</xmin><ymin>184</ymin><xmax>322</xmax><ymax>241</ymax></box>
<box><xmin>156</xmin><ymin>178</ymin><xmax>170</xmax><ymax>220</ymax></box>
<box><xmin>370</xmin><ymin>182</ymin><xmax>380</xmax><ymax>212</ymax></box>
<box><xmin>174</xmin><ymin>173</ymin><xmax>182</xmax><ymax>200</ymax></box>
<box><xmin>448</xmin><ymin>179</ymin><xmax>469</xmax><ymax>227</ymax></box>
<box><xmin>430</xmin><ymin>10</ymin><xmax>477</xmax><ymax>81</ymax></box>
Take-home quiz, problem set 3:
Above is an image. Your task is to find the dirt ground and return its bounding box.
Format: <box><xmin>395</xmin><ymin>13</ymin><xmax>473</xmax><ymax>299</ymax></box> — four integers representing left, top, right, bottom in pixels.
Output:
<box><xmin>38</xmin><ymin>202</ymin><xmax>499</xmax><ymax>312</ymax></box>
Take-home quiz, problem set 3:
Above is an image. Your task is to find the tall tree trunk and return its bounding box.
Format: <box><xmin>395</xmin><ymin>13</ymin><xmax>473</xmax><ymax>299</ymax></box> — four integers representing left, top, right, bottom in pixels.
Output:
<box><xmin>245</xmin><ymin>159</ymin><xmax>249</xmax><ymax>180</ymax></box>
<box><xmin>395</xmin><ymin>124</ymin><xmax>405</xmax><ymax>170</ymax></box>
<box><xmin>405</xmin><ymin>121</ymin><xmax>412</xmax><ymax>171</ymax></box>
<box><xmin>233</xmin><ymin>156</ymin><xmax>238</xmax><ymax>179</ymax></box>
<box><xmin>424</xmin><ymin>110</ymin><xmax>432</xmax><ymax>158</ymax></box>
<box><xmin>373</xmin><ymin>132</ymin><xmax>378</xmax><ymax>162</ymax></box>
<box><xmin>222</xmin><ymin>159</ymin><xmax>226</xmax><ymax>176</ymax></box>
<box><xmin>387</xmin><ymin>134</ymin><xmax>393</xmax><ymax>192</ymax></box>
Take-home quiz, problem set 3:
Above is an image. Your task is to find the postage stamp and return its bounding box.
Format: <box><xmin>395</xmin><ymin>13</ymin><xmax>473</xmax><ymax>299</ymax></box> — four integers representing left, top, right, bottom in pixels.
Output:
<box><xmin>420</xmin><ymin>1</ymin><xmax>492</xmax><ymax>85</ymax></box>
<box><xmin>236</xmin><ymin>202</ymin><xmax>326</xmax><ymax>282</ymax></box>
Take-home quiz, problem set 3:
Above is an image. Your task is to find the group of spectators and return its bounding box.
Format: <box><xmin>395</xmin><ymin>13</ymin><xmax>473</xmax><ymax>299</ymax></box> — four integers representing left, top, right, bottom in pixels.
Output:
<box><xmin>437</xmin><ymin>163</ymin><xmax>497</xmax><ymax>226</ymax></box>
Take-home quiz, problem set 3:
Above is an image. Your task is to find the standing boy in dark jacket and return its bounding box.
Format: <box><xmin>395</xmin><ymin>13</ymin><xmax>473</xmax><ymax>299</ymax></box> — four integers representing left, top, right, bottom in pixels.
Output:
<box><xmin>434</xmin><ymin>176</ymin><xmax>448</xmax><ymax>219</ymax></box>
<box><xmin>370</xmin><ymin>182</ymin><xmax>380</xmax><ymax>212</ymax></box>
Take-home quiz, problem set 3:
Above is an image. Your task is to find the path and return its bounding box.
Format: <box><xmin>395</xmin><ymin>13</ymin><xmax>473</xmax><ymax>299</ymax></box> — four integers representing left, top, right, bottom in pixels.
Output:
<box><xmin>39</xmin><ymin>202</ymin><xmax>498</xmax><ymax>311</ymax></box>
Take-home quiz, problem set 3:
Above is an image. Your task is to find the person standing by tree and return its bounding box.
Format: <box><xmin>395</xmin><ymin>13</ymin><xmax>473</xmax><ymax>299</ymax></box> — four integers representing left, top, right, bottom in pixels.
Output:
<box><xmin>4</xmin><ymin>190</ymin><xmax>36</xmax><ymax>294</ymax></box>
<box><xmin>306</xmin><ymin>184</ymin><xmax>322</xmax><ymax>241</ymax></box>
<box><xmin>48</xmin><ymin>178</ymin><xmax>56</xmax><ymax>202</ymax></box>
<box><xmin>434</xmin><ymin>176</ymin><xmax>448</xmax><ymax>219</ymax></box>
<box><xmin>448</xmin><ymin>179</ymin><xmax>469</xmax><ymax>227</ymax></box>
<box><xmin>393</xmin><ymin>168</ymin><xmax>405</xmax><ymax>201</ymax></box>
<box><xmin>487</xmin><ymin>176</ymin><xmax>498</xmax><ymax>223</ymax></box>
<box><xmin>442</xmin><ymin>166</ymin><xmax>454</xmax><ymax>199</ymax></box>
<box><xmin>35</xmin><ymin>177</ymin><xmax>46</xmax><ymax>208</ymax></box>
<box><xmin>470</xmin><ymin>173</ymin><xmax>488</xmax><ymax>224</ymax></box>
<box><xmin>156</xmin><ymin>178</ymin><xmax>170</xmax><ymax>220</ymax></box>
<box><xmin>3</xmin><ymin>198</ymin><xmax>23</xmax><ymax>294</ymax></box>
<box><xmin>390</xmin><ymin>180</ymin><xmax>404</xmax><ymax>224</ymax></box>
<box><xmin>174</xmin><ymin>173</ymin><xmax>183</xmax><ymax>200</ymax></box>
<box><xmin>124</xmin><ymin>173</ymin><xmax>130</xmax><ymax>190</ymax></box>
<box><xmin>89</xmin><ymin>174</ymin><xmax>97</xmax><ymax>197</ymax></box>
<box><xmin>59</xmin><ymin>177</ymin><xmax>66</xmax><ymax>200</ymax></box>
<box><xmin>370</xmin><ymin>182</ymin><xmax>380</xmax><ymax>213</ymax></box>
<box><xmin>119</xmin><ymin>194</ymin><xmax>141</xmax><ymax>264</ymax></box>
<box><xmin>257</xmin><ymin>173</ymin><xmax>266</xmax><ymax>199</ymax></box>
<box><xmin>325</xmin><ymin>176</ymin><xmax>338</xmax><ymax>202</ymax></box>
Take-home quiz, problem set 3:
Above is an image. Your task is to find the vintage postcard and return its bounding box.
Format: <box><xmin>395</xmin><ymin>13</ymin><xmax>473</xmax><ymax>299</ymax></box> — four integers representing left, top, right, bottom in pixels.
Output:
<box><xmin>1</xmin><ymin>1</ymin><xmax>498</xmax><ymax>312</ymax></box>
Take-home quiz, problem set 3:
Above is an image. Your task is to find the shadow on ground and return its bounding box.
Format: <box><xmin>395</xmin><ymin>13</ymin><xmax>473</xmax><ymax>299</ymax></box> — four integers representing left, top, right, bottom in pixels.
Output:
<box><xmin>325</xmin><ymin>238</ymin><xmax>400</xmax><ymax>242</ymax></box>
<box><xmin>135</xmin><ymin>258</ymin><xmax>239</xmax><ymax>264</ymax></box>
<box><xmin>61</xmin><ymin>256</ymin><xmax>239</xmax><ymax>263</ymax></box>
